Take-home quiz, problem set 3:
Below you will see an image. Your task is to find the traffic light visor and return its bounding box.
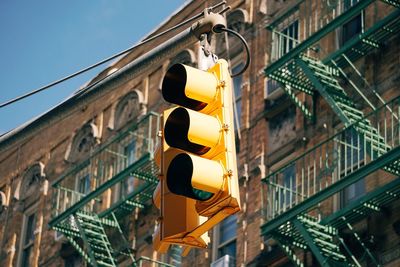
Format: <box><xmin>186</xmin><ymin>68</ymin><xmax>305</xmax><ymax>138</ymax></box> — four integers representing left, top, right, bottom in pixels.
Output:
<box><xmin>166</xmin><ymin>153</ymin><xmax>224</xmax><ymax>201</ymax></box>
<box><xmin>162</xmin><ymin>64</ymin><xmax>218</xmax><ymax>111</ymax></box>
<box><xmin>164</xmin><ymin>107</ymin><xmax>221</xmax><ymax>155</ymax></box>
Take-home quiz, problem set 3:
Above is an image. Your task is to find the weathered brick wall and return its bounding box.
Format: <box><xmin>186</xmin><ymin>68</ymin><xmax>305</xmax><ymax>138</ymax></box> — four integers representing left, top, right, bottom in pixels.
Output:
<box><xmin>1</xmin><ymin>0</ymin><xmax>399</xmax><ymax>266</ymax></box>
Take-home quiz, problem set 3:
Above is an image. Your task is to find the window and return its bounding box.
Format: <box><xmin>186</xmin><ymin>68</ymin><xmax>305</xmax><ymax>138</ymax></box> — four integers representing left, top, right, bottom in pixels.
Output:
<box><xmin>19</xmin><ymin>209</ymin><xmax>36</xmax><ymax>267</ymax></box>
<box><xmin>75</xmin><ymin>163</ymin><xmax>91</xmax><ymax>195</ymax></box>
<box><xmin>339</xmin><ymin>130</ymin><xmax>365</xmax><ymax>206</ymax></box>
<box><xmin>120</xmin><ymin>140</ymin><xmax>137</xmax><ymax>197</ymax></box>
<box><xmin>65</xmin><ymin>123</ymin><xmax>99</xmax><ymax>163</ymax></box>
<box><xmin>265</xmin><ymin>79</ymin><xmax>281</xmax><ymax>97</ymax></box>
<box><xmin>232</xmin><ymin>64</ymin><xmax>243</xmax><ymax>131</ymax></box>
<box><xmin>280</xmin><ymin>164</ymin><xmax>296</xmax><ymax>210</ymax></box>
<box><xmin>271</xmin><ymin>16</ymin><xmax>299</xmax><ymax>61</ymax></box>
<box><xmin>280</xmin><ymin>20</ymin><xmax>299</xmax><ymax>55</ymax></box>
<box><xmin>112</xmin><ymin>90</ymin><xmax>146</xmax><ymax>130</ymax></box>
<box><xmin>124</xmin><ymin>140</ymin><xmax>137</xmax><ymax>166</ymax></box>
<box><xmin>167</xmin><ymin>245</ymin><xmax>182</xmax><ymax>266</ymax></box>
<box><xmin>341</xmin><ymin>0</ymin><xmax>362</xmax><ymax>45</ymax></box>
<box><xmin>215</xmin><ymin>215</ymin><xmax>237</xmax><ymax>265</ymax></box>
<box><xmin>268</xmin><ymin>105</ymin><xmax>296</xmax><ymax>152</ymax></box>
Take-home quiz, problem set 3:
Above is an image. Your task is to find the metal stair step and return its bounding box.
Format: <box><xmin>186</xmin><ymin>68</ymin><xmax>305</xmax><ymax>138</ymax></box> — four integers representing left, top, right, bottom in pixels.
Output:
<box><xmin>354</xmin><ymin>121</ymin><xmax>379</xmax><ymax>134</ymax></box>
<box><xmin>97</xmin><ymin>260</ymin><xmax>116</xmax><ymax>267</ymax></box>
<box><xmin>269</xmin><ymin>73</ymin><xmax>314</xmax><ymax>94</ymax></box>
<box><xmin>90</xmin><ymin>243</ymin><xmax>113</xmax><ymax>253</ymax></box>
<box><xmin>319</xmin><ymin>78</ymin><xmax>344</xmax><ymax>92</ymax></box>
<box><xmin>304</xmin><ymin>60</ymin><xmax>339</xmax><ymax>77</ymax></box>
<box><xmin>77</xmin><ymin>213</ymin><xmax>117</xmax><ymax>227</ymax></box>
<box><xmin>307</xmin><ymin>228</ymin><xmax>334</xmax><ymax>241</ymax></box>
<box><xmin>86</xmin><ymin>236</ymin><xmax>109</xmax><ymax>246</ymax></box>
<box><xmin>320</xmin><ymin>247</ymin><xmax>347</xmax><ymax>261</ymax></box>
<box><xmin>298</xmin><ymin>215</ymin><xmax>336</xmax><ymax>235</ymax></box>
<box><xmin>314</xmin><ymin>237</ymin><xmax>339</xmax><ymax>251</ymax></box>
<box><xmin>300</xmin><ymin>55</ymin><xmax>339</xmax><ymax>75</ymax></box>
<box><xmin>336</xmin><ymin>103</ymin><xmax>364</xmax><ymax>117</ymax></box>
<box><xmin>94</xmin><ymin>252</ymin><xmax>113</xmax><ymax>259</ymax></box>
<box><xmin>330</xmin><ymin>92</ymin><xmax>355</xmax><ymax>106</ymax></box>
<box><xmin>313</xmin><ymin>70</ymin><xmax>341</xmax><ymax>85</ymax></box>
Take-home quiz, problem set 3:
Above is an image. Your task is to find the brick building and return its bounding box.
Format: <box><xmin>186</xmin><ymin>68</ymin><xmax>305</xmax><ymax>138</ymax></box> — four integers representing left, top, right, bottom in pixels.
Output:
<box><xmin>0</xmin><ymin>0</ymin><xmax>400</xmax><ymax>266</ymax></box>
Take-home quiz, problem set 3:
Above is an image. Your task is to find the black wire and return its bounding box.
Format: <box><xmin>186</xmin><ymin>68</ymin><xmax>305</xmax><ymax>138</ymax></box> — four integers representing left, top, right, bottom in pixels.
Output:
<box><xmin>0</xmin><ymin>1</ymin><xmax>228</xmax><ymax>109</ymax></box>
<box><xmin>217</xmin><ymin>27</ymin><xmax>250</xmax><ymax>77</ymax></box>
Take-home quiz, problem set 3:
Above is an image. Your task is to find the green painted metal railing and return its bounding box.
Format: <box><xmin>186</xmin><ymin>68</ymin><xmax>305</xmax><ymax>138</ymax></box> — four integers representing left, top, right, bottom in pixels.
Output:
<box><xmin>262</xmin><ymin>95</ymin><xmax>400</xmax><ymax>222</ymax></box>
<box><xmin>51</xmin><ymin>112</ymin><xmax>160</xmax><ymax>220</ymax></box>
<box><xmin>265</xmin><ymin>0</ymin><xmax>400</xmax><ymax>75</ymax></box>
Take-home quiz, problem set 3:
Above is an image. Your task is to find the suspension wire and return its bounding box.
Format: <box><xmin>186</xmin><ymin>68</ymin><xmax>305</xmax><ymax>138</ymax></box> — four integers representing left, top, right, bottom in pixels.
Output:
<box><xmin>0</xmin><ymin>1</ymin><xmax>228</xmax><ymax>109</ymax></box>
<box><xmin>217</xmin><ymin>27</ymin><xmax>250</xmax><ymax>77</ymax></box>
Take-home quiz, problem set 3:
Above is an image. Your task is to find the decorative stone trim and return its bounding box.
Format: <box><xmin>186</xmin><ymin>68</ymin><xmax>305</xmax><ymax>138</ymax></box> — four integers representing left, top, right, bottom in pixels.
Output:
<box><xmin>109</xmin><ymin>90</ymin><xmax>146</xmax><ymax>130</ymax></box>
<box><xmin>14</xmin><ymin>162</ymin><xmax>46</xmax><ymax>201</ymax></box>
<box><xmin>64</xmin><ymin>123</ymin><xmax>100</xmax><ymax>163</ymax></box>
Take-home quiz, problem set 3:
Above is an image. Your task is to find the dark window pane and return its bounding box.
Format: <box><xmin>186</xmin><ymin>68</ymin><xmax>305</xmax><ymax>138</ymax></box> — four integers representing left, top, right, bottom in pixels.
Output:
<box><xmin>219</xmin><ymin>215</ymin><xmax>237</xmax><ymax>244</ymax></box>
<box><xmin>25</xmin><ymin>214</ymin><xmax>36</xmax><ymax>244</ymax></box>
<box><xmin>232</xmin><ymin>64</ymin><xmax>243</xmax><ymax>129</ymax></box>
<box><xmin>342</xmin><ymin>14</ymin><xmax>362</xmax><ymax>44</ymax></box>
<box><xmin>218</xmin><ymin>240</ymin><xmax>236</xmax><ymax>259</ymax></box>
<box><xmin>21</xmin><ymin>246</ymin><xmax>31</xmax><ymax>267</ymax></box>
<box><xmin>78</xmin><ymin>174</ymin><xmax>90</xmax><ymax>194</ymax></box>
<box><xmin>124</xmin><ymin>141</ymin><xmax>137</xmax><ymax>166</ymax></box>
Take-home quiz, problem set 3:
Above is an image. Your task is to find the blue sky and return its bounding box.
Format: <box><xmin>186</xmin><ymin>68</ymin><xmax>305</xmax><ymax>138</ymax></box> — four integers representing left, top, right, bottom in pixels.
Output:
<box><xmin>0</xmin><ymin>0</ymin><xmax>186</xmax><ymax>135</ymax></box>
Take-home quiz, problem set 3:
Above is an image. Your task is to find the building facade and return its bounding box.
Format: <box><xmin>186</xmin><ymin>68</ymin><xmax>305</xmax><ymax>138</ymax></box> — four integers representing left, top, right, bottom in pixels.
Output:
<box><xmin>0</xmin><ymin>0</ymin><xmax>399</xmax><ymax>266</ymax></box>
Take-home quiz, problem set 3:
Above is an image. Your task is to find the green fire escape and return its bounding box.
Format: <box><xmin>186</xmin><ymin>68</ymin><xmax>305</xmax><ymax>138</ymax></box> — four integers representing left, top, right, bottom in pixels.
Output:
<box><xmin>48</xmin><ymin>113</ymin><xmax>174</xmax><ymax>267</ymax></box>
<box><xmin>262</xmin><ymin>0</ymin><xmax>400</xmax><ymax>266</ymax></box>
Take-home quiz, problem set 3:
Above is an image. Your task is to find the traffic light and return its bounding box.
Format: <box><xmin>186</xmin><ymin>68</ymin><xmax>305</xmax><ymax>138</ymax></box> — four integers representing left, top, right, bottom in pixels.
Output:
<box><xmin>153</xmin><ymin>59</ymin><xmax>240</xmax><ymax>252</ymax></box>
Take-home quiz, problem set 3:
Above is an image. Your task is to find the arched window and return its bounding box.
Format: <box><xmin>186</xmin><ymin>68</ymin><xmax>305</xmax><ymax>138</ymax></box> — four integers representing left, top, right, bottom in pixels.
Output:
<box><xmin>216</xmin><ymin>8</ymin><xmax>250</xmax><ymax>56</ymax></box>
<box><xmin>110</xmin><ymin>90</ymin><xmax>146</xmax><ymax>130</ymax></box>
<box><xmin>65</xmin><ymin>123</ymin><xmax>100</xmax><ymax>163</ymax></box>
<box><xmin>169</xmin><ymin>49</ymin><xmax>196</xmax><ymax>67</ymax></box>
<box><xmin>14</xmin><ymin>162</ymin><xmax>46</xmax><ymax>201</ymax></box>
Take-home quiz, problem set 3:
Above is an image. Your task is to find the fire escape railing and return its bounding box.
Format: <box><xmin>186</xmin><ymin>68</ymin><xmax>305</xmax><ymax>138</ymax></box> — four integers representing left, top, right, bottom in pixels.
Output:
<box><xmin>262</xmin><ymin>95</ymin><xmax>400</xmax><ymax>234</ymax></box>
<box><xmin>50</xmin><ymin>112</ymin><xmax>159</xmax><ymax>225</ymax></box>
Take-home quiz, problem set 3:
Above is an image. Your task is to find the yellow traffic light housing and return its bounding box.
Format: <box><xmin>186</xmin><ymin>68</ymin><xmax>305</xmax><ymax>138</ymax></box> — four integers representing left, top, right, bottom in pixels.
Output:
<box><xmin>153</xmin><ymin>59</ymin><xmax>240</xmax><ymax>253</ymax></box>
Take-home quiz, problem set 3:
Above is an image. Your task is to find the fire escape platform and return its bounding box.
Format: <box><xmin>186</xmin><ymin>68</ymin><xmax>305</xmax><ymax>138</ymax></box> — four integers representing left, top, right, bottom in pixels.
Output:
<box><xmin>265</xmin><ymin>0</ymin><xmax>375</xmax><ymax>76</ymax></box>
<box><xmin>48</xmin><ymin>112</ymin><xmax>160</xmax><ymax>266</ymax></box>
<box><xmin>323</xmin><ymin>8</ymin><xmax>400</xmax><ymax>67</ymax></box>
<box><xmin>49</xmin><ymin>153</ymin><xmax>158</xmax><ymax>228</ymax></box>
<box><xmin>261</xmin><ymin>145</ymin><xmax>400</xmax><ymax>237</ymax></box>
<box><xmin>321</xmin><ymin>175</ymin><xmax>400</xmax><ymax>229</ymax></box>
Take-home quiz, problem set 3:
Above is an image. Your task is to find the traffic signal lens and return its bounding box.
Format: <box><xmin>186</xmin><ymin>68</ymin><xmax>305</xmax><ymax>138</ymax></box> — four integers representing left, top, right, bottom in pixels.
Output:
<box><xmin>166</xmin><ymin>153</ymin><xmax>224</xmax><ymax>201</ymax></box>
<box><xmin>164</xmin><ymin>107</ymin><xmax>220</xmax><ymax>155</ymax></box>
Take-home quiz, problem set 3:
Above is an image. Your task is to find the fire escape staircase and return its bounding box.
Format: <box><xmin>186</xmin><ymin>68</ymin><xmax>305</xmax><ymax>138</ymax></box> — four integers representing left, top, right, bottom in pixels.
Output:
<box><xmin>263</xmin><ymin>2</ymin><xmax>400</xmax><ymax>266</ymax></box>
<box><xmin>49</xmin><ymin>113</ymin><xmax>161</xmax><ymax>267</ymax></box>
<box><xmin>295</xmin><ymin>54</ymin><xmax>400</xmax><ymax>176</ymax></box>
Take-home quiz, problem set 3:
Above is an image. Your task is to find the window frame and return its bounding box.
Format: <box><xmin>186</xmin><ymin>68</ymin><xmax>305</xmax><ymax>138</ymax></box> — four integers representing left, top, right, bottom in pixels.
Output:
<box><xmin>212</xmin><ymin>214</ymin><xmax>238</xmax><ymax>265</ymax></box>
<box><xmin>74</xmin><ymin>163</ymin><xmax>91</xmax><ymax>196</ymax></box>
<box><xmin>337</xmin><ymin>130</ymin><xmax>366</xmax><ymax>207</ymax></box>
<box><xmin>232</xmin><ymin>63</ymin><xmax>244</xmax><ymax>132</ymax></box>
<box><xmin>340</xmin><ymin>0</ymin><xmax>364</xmax><ymax>46</ymax></box>
<box><xmin>17</xmin><ymin>204</ymin><xmax>38</xmax><ymax>267</ymax></box>
<box><xmin>270</xmin><ymin>10</ymin><xmax>300</xmax><ymax>62</ymax></box>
